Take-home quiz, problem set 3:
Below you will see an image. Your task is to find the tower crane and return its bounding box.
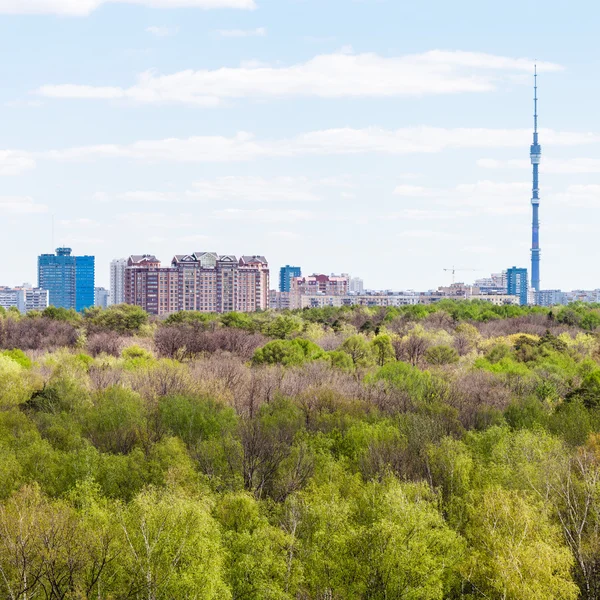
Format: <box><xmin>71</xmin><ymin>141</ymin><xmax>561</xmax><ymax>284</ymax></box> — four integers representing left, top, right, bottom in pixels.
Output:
<box><xmin>443</xmin><ymin>267</ymin><xmax>478</xmax><ymax>285</ymax></box>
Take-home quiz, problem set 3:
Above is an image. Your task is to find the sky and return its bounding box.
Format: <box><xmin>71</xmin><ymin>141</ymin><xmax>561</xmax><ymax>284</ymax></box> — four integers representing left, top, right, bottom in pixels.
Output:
<box><xmin>1</xmin><ymin>0</ymin><xmax>600</xmax><ymax>291</ymax></box>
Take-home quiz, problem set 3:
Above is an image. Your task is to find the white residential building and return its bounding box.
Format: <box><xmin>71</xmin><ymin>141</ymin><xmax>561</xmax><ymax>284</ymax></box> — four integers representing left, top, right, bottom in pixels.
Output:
<box><xmin>95</xmin><ymin>287</ymin><xmax>110</xmax><ymax>309</ymax></box>
<box><xmin>110</xmin><ymin>258</ymin><xmax>127</xmax><ymax>305</ymax></box>
<box><xmin>0</xmin><ymin>286</ymin><xmax>49</xmax><ymax>313</ymax></box>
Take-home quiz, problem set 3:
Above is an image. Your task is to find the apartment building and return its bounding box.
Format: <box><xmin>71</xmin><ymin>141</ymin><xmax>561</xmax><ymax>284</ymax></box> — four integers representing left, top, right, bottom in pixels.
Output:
<box><xmin>110</xmin><ymin>258</ymin><xmax>127</xmax><ymax>305</ymax></box>
<box><xmin>0</xmin><ymin>286</ymin><xmax>49</xmax><ymax>313</ymax></box>
<box><xmin>125</xmin><ymin>252</ymin><xmax>269</xmax><ymax>315</ymax></box>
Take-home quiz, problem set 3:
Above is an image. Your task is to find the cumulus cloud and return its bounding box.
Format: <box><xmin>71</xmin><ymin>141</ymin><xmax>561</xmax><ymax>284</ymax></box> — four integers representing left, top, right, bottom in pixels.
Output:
<box><xmin>394</xmin><ymin>180</ymin><xmax>531</xmax><ymax>216</ymax></box>
<box><xmin>0</xmin><ymin>196</ymin><xmax>47</xmax><ymax>214</ymax></box>
<box><xmin>0</xmin><ymin>151</ymin><xmax>36</xmax><ymax>176</ymax></box>
<box><xmin>99</xmin><ymin>177</ymin><xmax>321</xmax><ymax>205</ymax></box>
<box><xmin>550</xmin><ymin>184</ymin><xmax>600</xmax><ymax>207</ymax></box>
<box><xmin>216</xmin><ymin>27</ymin><xmax>266</xmax><ymax>37</ymax></box>
<box><xmin>0</xmin><ymin>0</ymin><xmax>255</xmax><ymax>16</ymax></box>
<box><xmin>36</xmin><ymin>50</ymin><xmax>561</xmax><ymax>105</ymax></box>
<box><xmin>478</xmin><ymin>156</ymin><xmax>600</xmax><ymax>173</ymax></box>
<box><xmin>36</xmin><ymin>126</ymin><xmax>600</xmax><ymax>167</ymax></box>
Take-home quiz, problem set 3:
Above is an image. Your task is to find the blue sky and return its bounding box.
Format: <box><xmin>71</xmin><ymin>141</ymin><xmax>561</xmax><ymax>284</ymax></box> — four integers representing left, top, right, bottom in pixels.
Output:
<box><xmin>1</xmin><ymin>0</ymin><xmax>599</xmax><ymax>291</ymax></box>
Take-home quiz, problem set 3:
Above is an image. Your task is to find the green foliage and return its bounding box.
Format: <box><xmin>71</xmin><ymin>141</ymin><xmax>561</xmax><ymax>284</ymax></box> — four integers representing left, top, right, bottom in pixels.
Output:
<box><xmin>220</xmin><ymin>311</ymin><xmax>255</xmax><ymax>331</ymax></box>
<box><xmin>42</xmin><ymin>305</ymin><xmax>82</xmax><ymax>323</ymax></box>
<box><xmin>164</xmin><ymin>310</ymin><xmax>217</xmax><ymax>325</ymax></box>
<box><xmin>341</xmin><ymin>334</ymin><xmax>374</xmax><ymax>367</ymax></box>
<box><xmin>0</xmin><ymin>355</ymin><xmax>35</xmax><ymax>408</ymax></box>
<box><xmin>264</xmin><ymin>314</ymin><xmax>303</xmax><ymax>339</ymax></box>
<box><xmin>1</xmin><ymin>348</ymin><xmax>32</xmax><ymax>369</ymax></box>
<box><xmin>4</xmin><ymin>303</ymin><xmax>600</xmax><ymax>597</ymax></box>
<box><xmin>370</xmin><ymin>333</ymin><xmax>395</xmax><ymax>366</ymax></box>
<box><xmin>252</xmin><ymin>338</ymin><xmax>325</xmax><ymax>366</ymax></box>
<box><xmin>160</xmin><ymin>395</ymin><xmax>237</xmax><ymax>447</ymax></box>
<box><xmin>426</xmin><ymin>344</ymin><xmax>460</xmax><ymax>365</ymax></box>
<box><xmin>84</xmin><ymin>303</ymin><xmax>149</xmax><ymax>334</ymax></box>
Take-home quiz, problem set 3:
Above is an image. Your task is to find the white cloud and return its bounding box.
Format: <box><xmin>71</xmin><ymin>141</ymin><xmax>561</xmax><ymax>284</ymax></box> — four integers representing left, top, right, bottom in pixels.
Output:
<box><xmin>189</xmin><ymin>176</ymin><xmax>319</xmax><ymax>202</ymax></box>
<box><xmin>394</xmin><ymin>180</ymin><xmax>531</xmax><ymax>216</ymax></box>
<box><xmin>0</xmin><ymin>196</ymin><xmax>47</xmax><ymax>214</ymax></box>
<box><xmin>0</xmin><ymin>151</ymin><xmax>36</xmax><ymax>176</ymax></box>
<box><xmin>98</xmin><ymin>177</ymin><xmax>322</xmax><ymax>205</ymax></box>
<box><xmin>0</xmin><ymin>0</ymin><xmax>255</xmax><ymax>16</ymax></box>
<box><xmin>36</xmin><ymin>126</ymin><xmax>600</xmax><ymax>167</ymax></box>
<box><xmin>550</xmin><ymin>184</ymin><xmax>600</xmax><ymax>208</ymax></box>
<box><xmin>216</xmin><ymin>27</ymin><xmax>266</xmax><ymax>37</ymax></box>
<box><xmin>212</xmin><ymin>208</ymin><xmax>313</xmax><ymax>222</ymax></box>
<box><xmin>146</xmin><ymin>25</ymin><xmax>179</xmax><ymax>37</ymax></box>
<box><xmin>478</xmin><ymin>156</ymin><xmax>600</xmax><ymax>173</ymax></box>
<box><xmin>36</xmin><ymin>50</ymin><xmax>561</xmax><ymax>105</ymax></box>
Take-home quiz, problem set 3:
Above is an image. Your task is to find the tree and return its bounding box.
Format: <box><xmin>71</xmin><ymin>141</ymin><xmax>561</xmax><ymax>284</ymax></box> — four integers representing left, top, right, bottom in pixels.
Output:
<box><xmin>360</xmin><ymin>481</ymin><xmax>465</xmax><ymax>600</ymax></box>
<box><xmin>252</xmin><ymin>339</ymin><xmax>324</xmax><ymax>366</ymax></box>
<box><xmin>0</xmin><ymin>355</ymin><xmax>35</xmax><ymax>408</ymax></box>
<box><xmin>84</xmin><ymin>304</ymin><xmax>149</xmax><ymax>335</ymax></box>
<box><xmin>340</xmin><ymin>335</ymin><xmax>374</xmax><ymax>368</ymax></box>
<box><xmin>118</xmin><ymin>487</ymin><xmax>230</xmax><ymax>599</ymax></box>
<box><xmin>463</xmin><ymin>487</ymin><xmax>578</xmax><ymax>600</ymax></box>
<box><xmin>425</xmin><ymin>345</ymin><xmax>459</xmax><ymax>366</ymax></box>
<box><xmin>371</xmin><ymin>334</ymin><xmax>395</xmax><ymax>367</ymax></box>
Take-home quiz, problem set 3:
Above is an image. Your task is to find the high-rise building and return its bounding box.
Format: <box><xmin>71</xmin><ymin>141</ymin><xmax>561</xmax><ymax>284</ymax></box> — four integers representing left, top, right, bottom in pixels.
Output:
<box><xmin>75</xmin><ymin>255</ymin><xmax>95</xmax><ymax>312</ymax></box>
<box><xmin>279</xmin><ymin>265</ymin><xmax>302</xmax><ymax>292</ymax></box>
<box><xmin>38</xmin><ymin>247</ymin><xmax>95</xmax><ymax>311</ymax></box>
<box><xmin>124</xmin><ymin>252</ymin><xmax>270</xmax><ymax>315</ymax></box>
<box><xmin>0</xmin><ymin>286</ymin><xmax>49</xmax><ymax>313</ymax></box>
<box><xmin>507</xmin><ymin>267</ymin><xmax>529</xmax><ymax>306</ymax></box>
<box><xmin>530</xmin><ymin>67</ymin><xmax>542</xmax><ymax>292</ymax></box>
<box><xmin>110</xmin><ymin>258</ymin><xmax>127</xmax><ymax>305</ymax></box>
<box><xmin>349</xmin><ymin>277</ymin><xmax>364</xmax><ymax>294</ymax></box>
<box><xmin>95</xmin><ymin>287</ymin><xmax>110</xmax><ymax>309</ymax></box>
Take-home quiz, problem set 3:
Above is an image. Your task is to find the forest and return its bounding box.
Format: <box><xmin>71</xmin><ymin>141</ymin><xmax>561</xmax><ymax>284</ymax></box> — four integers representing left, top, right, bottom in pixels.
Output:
<box><xmin>1</xmin><ymin>300</ymin><xmax>600</xmax><ymax>599</ymax></box>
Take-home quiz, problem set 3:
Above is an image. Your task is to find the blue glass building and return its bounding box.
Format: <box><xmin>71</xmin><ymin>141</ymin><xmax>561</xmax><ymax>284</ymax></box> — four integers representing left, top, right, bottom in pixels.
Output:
<box><xmin>38</xmin><ymin>248</ymin><xmax>95</xmax><ymax>311</ymax></box>
<box><xmin>279</xmin><ymin>265</ymin><xmax>302</xmax><ymax>292</ymax></box>
<box><xmin>507</xmin><ymin>266</ymin><xmax>529</xmax><ymax>306</ymax></box>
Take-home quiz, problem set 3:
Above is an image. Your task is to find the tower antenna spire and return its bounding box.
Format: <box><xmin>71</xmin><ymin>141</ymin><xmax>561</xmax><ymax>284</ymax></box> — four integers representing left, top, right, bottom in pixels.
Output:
<box><xmin>530</xmin><ymin>64</ymin><xmax>542</xmax><ymax>295</ymax></box>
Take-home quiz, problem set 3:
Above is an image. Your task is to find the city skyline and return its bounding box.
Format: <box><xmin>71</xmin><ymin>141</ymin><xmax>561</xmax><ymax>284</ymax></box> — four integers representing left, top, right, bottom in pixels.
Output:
<box><xmin>3</xmin><ymin>1</ymin><xmax>600</xmax><ymax>290</ymax></box>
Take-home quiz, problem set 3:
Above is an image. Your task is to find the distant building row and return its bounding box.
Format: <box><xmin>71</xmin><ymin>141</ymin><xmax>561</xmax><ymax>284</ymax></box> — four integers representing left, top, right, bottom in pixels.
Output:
<box><xmin>112</xmin><ymin>252</ymin><xmax>269</xmax><ymax>315</ymax></box>
<box><xmin>0</xmin><ymin>286</ymin><xmax>49</xmax><ymax>313</ymax></box>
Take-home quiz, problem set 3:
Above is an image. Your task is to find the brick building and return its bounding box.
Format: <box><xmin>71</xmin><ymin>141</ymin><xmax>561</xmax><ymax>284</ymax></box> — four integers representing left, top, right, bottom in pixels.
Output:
<box><xmin>124</xmin><ymin>252</ymin><xmax>269</xmax><ymax>316</ymax></box>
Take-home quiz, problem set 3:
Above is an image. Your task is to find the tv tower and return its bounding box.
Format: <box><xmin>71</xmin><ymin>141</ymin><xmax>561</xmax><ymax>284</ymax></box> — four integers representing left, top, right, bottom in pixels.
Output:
<box><xmin>530</xmin><ymin>65</ymin><xmax>541</xmax><ymax>292</ymax></box>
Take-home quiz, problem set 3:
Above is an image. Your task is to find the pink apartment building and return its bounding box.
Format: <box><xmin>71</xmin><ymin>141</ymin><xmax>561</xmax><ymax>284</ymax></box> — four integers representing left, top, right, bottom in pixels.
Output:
<box><xmin>124</xmin><ymin>252</ymin><xmax>269</xmax><ymax>316</ymax></box>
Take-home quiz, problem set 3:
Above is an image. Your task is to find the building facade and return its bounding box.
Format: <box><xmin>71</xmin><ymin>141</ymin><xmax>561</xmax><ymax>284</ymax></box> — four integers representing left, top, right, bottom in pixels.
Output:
<box><xmin>507</xmin><ymin>266</ymin><xmax>529</xmax><ymax>306</ymax></box>
<box><xmin>279</xmin><ymin>265</ymin><xmax>302</xmax><ymax>292</ymax></box>
<box><xmin>291</xmin><ymin>274</ymin><xmax>349</xmax><ymax>297</ymax></box>
<box><xmin>95</xmin><ymin>287</ymin><xmax>110</xmax><ymax>309</ymax></box>
<box><xmin>349</xmin><ymin>277</ymin><xmax>364</xmax><ymax>294</ymax></box>
<box><xmin>110</xmin><ymin>258</ymin><xmax>127</xmax><ymax>305</ymax></box>
<box><xmin>0</xmin><ymin>286</ymin><xmax>49</xmax><ymax>313</ymax></box>
<box><xmin>38</xmin><ymin>248</ymin><xmax>95</xmax><ymax>311</ymax></box>
<box><xmin>124</xmin><ymin>252</ymin><xmax>270</xmax><ymax>316</ymax></box>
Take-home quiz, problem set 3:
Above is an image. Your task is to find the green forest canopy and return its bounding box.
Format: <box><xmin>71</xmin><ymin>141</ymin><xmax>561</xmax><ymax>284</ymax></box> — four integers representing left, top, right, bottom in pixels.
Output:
<box><xmin>1</xmin><ymin>301</ymin><xmax>600</xmax><ymax>598</ymax></box>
